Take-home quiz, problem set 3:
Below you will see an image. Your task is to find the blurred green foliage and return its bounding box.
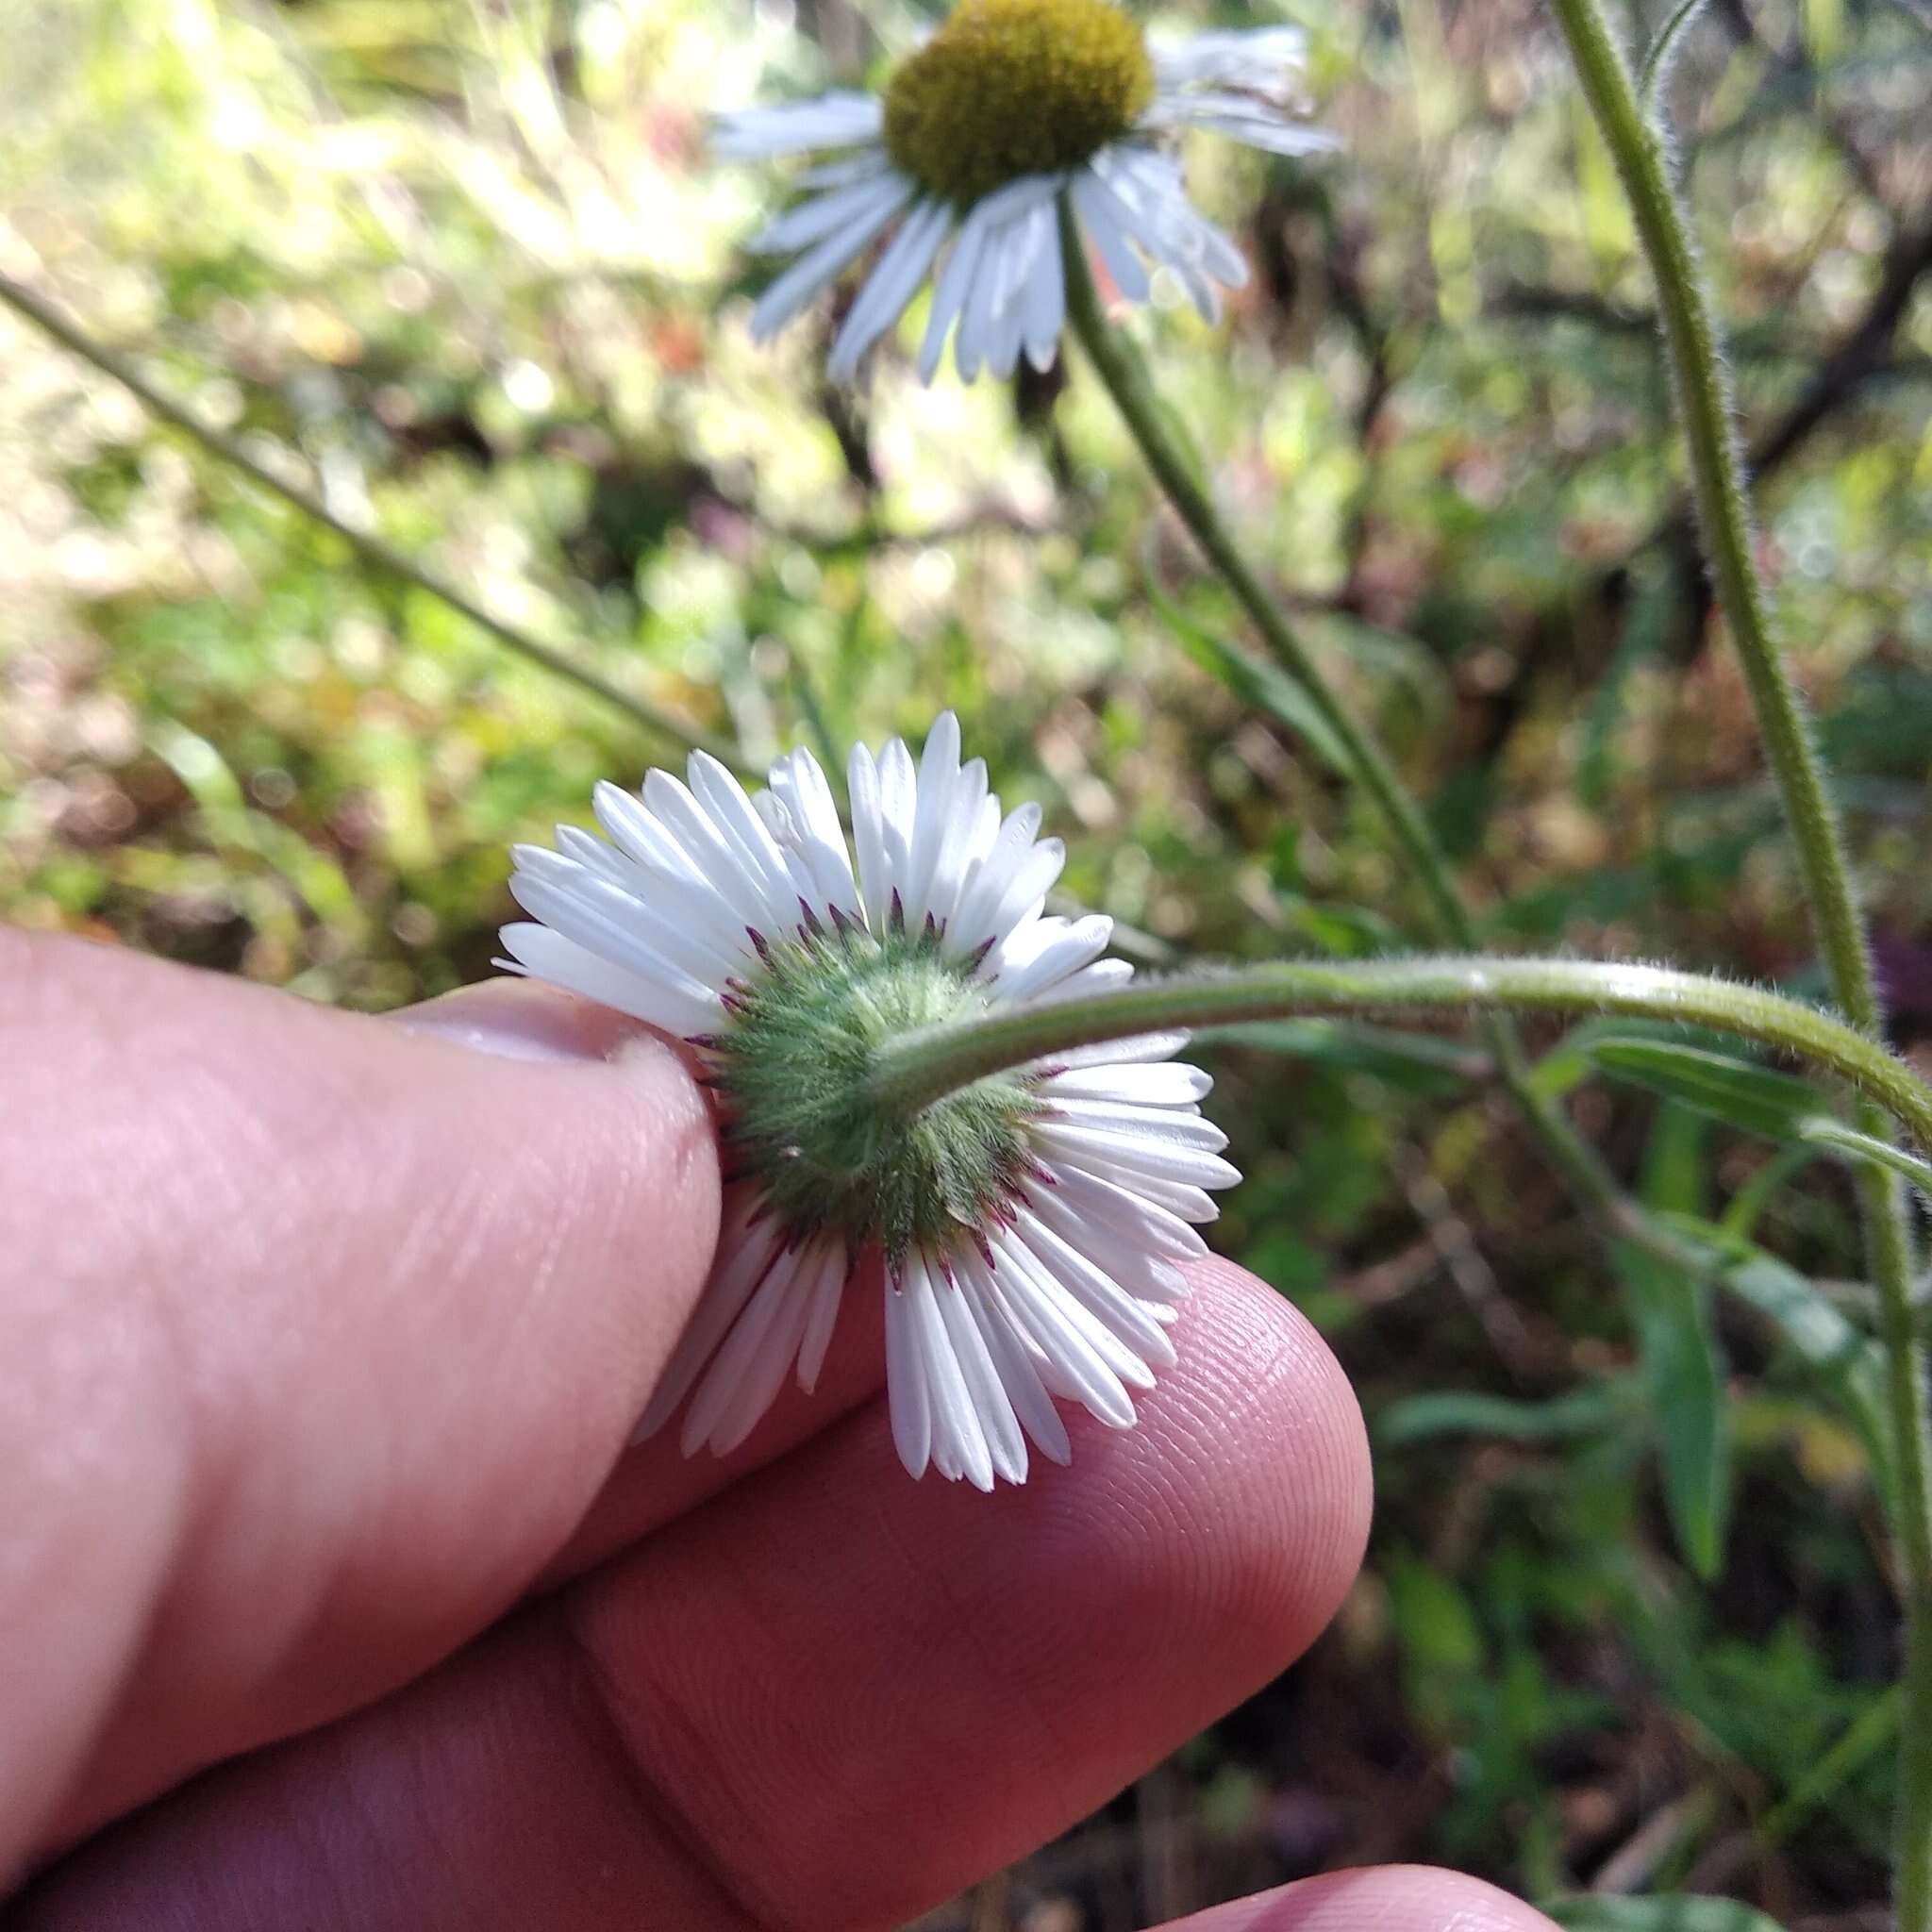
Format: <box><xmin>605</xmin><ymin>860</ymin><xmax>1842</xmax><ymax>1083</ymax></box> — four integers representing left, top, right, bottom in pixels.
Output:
<box><xmin>4</xmin><ymin>0</ymin><xmax>1929</xmax><ymax>1922</ymax></box>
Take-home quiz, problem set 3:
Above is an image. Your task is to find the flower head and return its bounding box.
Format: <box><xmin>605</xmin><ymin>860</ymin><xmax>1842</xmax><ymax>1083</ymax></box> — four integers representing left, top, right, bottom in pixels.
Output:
<box><xmin>715</xmin><ymin>0</ymin><xmax>1334</xmax><ymax>383</ymax></box>
<box><xmin>500</xmin><ymin>715</ymin><xmax>1236</xmax><ymax>1488</ymax></box>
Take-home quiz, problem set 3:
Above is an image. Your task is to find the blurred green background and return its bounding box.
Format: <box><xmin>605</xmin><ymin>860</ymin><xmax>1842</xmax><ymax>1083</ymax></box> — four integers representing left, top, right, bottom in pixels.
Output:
<box><xmin>3</xmin><ymin>0</ymin><xmax>1929</xmax><ymax>1923</ymax></box>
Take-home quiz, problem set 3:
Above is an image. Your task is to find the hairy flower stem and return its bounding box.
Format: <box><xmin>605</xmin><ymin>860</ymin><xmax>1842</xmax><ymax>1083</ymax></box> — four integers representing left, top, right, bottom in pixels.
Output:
<box><xmin>1544</xmin><ymin>3</ymin><xmax>1932</xmax><ymax>1918</ymax></box>
<box><xmin>1057</xmin><ymin>208</ymin><xmax>1638</xmax><ymax>1235</ymax></box>
<box><xmin>870</xmin><ymin>957</ymin><xmax>1932</xmax><ymax>1164</ymax></box>
<box><xmin>0</xmin><ymin>273</ymin><xmax>741</xmax><ymax>773</ymax></box>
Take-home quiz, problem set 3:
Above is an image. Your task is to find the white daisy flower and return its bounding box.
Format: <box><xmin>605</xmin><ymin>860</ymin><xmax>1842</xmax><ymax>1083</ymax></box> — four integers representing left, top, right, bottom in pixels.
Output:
<box><xmin>715</xmin><ymin>0</ymin><xmax>1336</xmax><ymax>383</ymax></box>
<box><xmin>499</xmin><ymin>713</ymin><xmax>1236</xmax><ymax>1489</ymax></box>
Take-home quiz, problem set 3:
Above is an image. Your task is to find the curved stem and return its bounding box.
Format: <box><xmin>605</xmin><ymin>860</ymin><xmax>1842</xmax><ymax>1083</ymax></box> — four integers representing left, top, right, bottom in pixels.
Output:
<box><xmin>1059</xmin><ymin>208</ymin><xmax>1464</xmax><ymax>945</ymax></box>
<box><xmin>1057</xmin><ymin>211</ymin><xmax>1633</xmax><ymax>1227</ymax></box>
<box><xmin>0</xmin><ymin>273</ymin><xmax>743</xmax><ymax>773</ymax></box>
<box><xmin>1542</xmin><ymin>7</ymin><xmax>1932</xmax><ymax>1920</ymax></box>
<box><xmin>871</xmin><ymin>956</ymin><xmax>1932</xmax><ymax>1159</ymax></box>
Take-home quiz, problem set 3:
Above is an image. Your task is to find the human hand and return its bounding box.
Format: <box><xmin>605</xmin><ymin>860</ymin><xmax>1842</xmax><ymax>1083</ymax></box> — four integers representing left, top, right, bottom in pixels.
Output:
<box><xmin>1</xmin><ymin>929</ymin><xmax>1558</xmax><ymax>1931</ymax></box>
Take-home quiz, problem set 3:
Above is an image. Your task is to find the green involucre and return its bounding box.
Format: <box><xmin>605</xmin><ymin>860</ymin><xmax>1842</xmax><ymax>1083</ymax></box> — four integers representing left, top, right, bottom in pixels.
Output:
<box><xmin>712</xmin><ymin>920</ymin><xmax>1041</xmax><ymax>1260</ymax></box>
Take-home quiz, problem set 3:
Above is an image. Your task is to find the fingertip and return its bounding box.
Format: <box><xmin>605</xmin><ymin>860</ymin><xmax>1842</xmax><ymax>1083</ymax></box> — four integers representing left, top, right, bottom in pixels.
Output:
<box><xmin>1163</xmin><ymin>1865</ymin><xmax>1562</xmax><ymax>1931</ymax></box>
<box><xmin>1123</xmin><ymin>1256</ymin><xmax>1373</xmax><ymax>1676</ymax></box>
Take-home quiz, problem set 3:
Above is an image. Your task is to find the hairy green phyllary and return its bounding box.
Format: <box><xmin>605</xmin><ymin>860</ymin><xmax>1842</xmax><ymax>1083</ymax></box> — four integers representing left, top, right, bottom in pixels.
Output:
<box><xmin>707</xmin><ymin>914</ymin><xmax>1042</xmax><ymax>1263</ymax></box>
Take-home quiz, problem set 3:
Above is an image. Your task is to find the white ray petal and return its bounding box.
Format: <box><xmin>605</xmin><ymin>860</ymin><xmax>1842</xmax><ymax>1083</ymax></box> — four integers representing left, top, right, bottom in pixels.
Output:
<box><xmin>1070</xmin><ymin>169</ymin><xmax>1151</xmax><ymax>302</ymax></box>
<box><xmin>962</xmin><ymin>840</ymin><xmax>1067</xmax><ymax>956</ymax></box>
<box><xmin>1152</xmin><ymin>26</ymin><xmax>1307</xmax><ymax>86</ymax></box>
<box><xmin>686</xmin><ymin>751</ymin><xmax>800</xmax><ymax>931</ymax></box>
<box><xmin>1034</xmin><ymin>1029</ymin><xmax>1190</xmax><ymax>1071</ymax></box>
<box><xmin>988</xmin><ymin>1237</ymin><xmax>1138</xmax><ymax>1427</ymax></box>
<box><xmin>925</xmin><ymin>758</ymin><xmax>990</xmax><ymax>936</ymax></box>
<box><xmin>826</xmin><ymin>196</ymin><xmax>954</xmax><ymax>383</ymax></box>
<box><xmin>957</xmin><ymin>1247</ymin><xmax>1072</xmax><ymax>1465</ymax></box>
<box><xmin>902</xmin><ymin>710</ymin><xmax>962</xmax><ymax>926</ymax></box>
<box><xmin>504</xmin><ymin>872</ymin><xmax>719</xmax><ymax>1003</ymax></box>
<box><xmin>905</xmin><ymin>1254</ymin><xmax>994</xmax><ymax>1488</ymax></box>
<box><xmin>1037</xmin><ymin>1161</ymin><xmax>1212</xmax><ymax>1259</ymax></box>
<box><xmin>885</xmin><ymin>1267</ymin><xmax>933</xmax><ymax>1478</ymax></box>
<box><xmin>874</xmin><ymin>734</ymin><xmax>918</xmax><ymax>914</ymax></box>
<box><xmin>497</xmin><ymin>924</ymin><xmax>719</xmax><ymax>1039</ymax></box>
<box><xmin>644</xmin><ymin>768</ymin><xmax>790</xmax><ymax>935</ymax></box>
<box><xmin>919</xmin><ymin>205</ymin><xmax>993</xmax><ymax>383</ymax></box>
<box><xmin>1036</xmin><ymin>1144</ymin><xmax>1228</xmax><ymax>1221</ymax></box>
<box><xmin>633</xmin><ymin>1193</ymin><xmax>785</xmax><ymax>1440</ymax></box>
<box><xmin>711</xmin><ymin>92</ymin><xmax>884</xmax><ymax>160</ymax></box>
<box><xmin>1033</xmin><ymin>1118</ymin><xmax>1241</xmax><ymax>1191</ymax></box>
<box><xmin>954</xmin><ymin>222</ymin><xmax>1006</xmax><ymax>383</ymax></box>
<box><xmin>591</xmin><ymin>781</ymin><xmax>708</xmax><ymax>884</ymax></box>
<box><xmin>949</xmin><ymin>801</ymin><xmax>1043</xmax><ymax>946</ymax></box>
<box><xmin>1023</xmin><ymin>1179</ymin><xmax>1191</xmax><ymax>1306</ymax></box>
<box><xmin>1009</xmin><ymin>1209</ymin><xmax>1177</xmax><ymax>1367</ymax></box>
<box><xmin>1046</xmin><ymin>1098</ymin><xmax>1228</xmax><ymax>1152</ymax></box>
<box><xmin>543</xmin><ymin>827</ymin><xmax>643</xmax><ymax>893</ymax></box>
<box><xmin>1042</xmin><ymin>1062</ymin><xmax>1214</xmax><ymax>1107</ymax></box>
<box><xmin>1032</xmin><ymin>958</ymin><xmax>1135</xmax><ymax>1004</ymax></box>
<box><xmin>986</xmin><ymin>255</ymin><xmax>1031</xmax><ymax>380</ymax></box>
<box><xmin>683</xmin><ymin>1246</ymin><xmax>816</xmax><ymax>1457</ymax></box>
<box><xmin>748</xmin><ymin>170</ymin><xmax>910</xmax><ymax>256</ymax></box>
<box><xmin>1190</xmin><ymin>114</ymin><xmax>1340</xmax><ymax>158</ymax></box>
<box><xmin>513</xmin><ymin>845</ymin><xmax>739</xmax><ymax>987</ymax></box>
<box><xmin>847</xmin><ymin>741</ymin><xmax>891</xmax><ymax>931</ymax></box>
<box><xmin>1022</xmin><ymin>214</ymin><xmax>1066</xmax><ymax>372</ymax></box>
<box><xmin>985</xmin><ymin>914</ymin><xmax>1113</xmax><ymax>1001</ymax></box>
<box><xmin>931</xmin><ymin>1258</ymin><xmax>1027</xmax><ymax>1484</ymax></box>
<box><xmin>795</xmin><ymin>149</ymin><xmax>896</xmax><ymax>191</ymax></box>
<box><xmin>795</xmin><ymin>1241</ymin><xmax>851</xmax><ymax>1393</ymax></box>
<box><xmin>764</xmin><ymin>746</ymin><xmax>858</xmax><ymax>919</ymax></box>
<box><xmin>750</xmin><ymin>175</ymin><xmax>915</xmax><ymax>341</ymax></box>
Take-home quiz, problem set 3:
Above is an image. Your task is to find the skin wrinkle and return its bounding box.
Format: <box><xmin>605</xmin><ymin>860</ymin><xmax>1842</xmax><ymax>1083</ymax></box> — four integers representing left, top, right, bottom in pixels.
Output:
<box><xmin>558</xmin><ymin>1273</ymin><xmax>1367</xmax><ymax>1930</ymax></box>
<box><xmin>7</xmin><ymin>941</ymin><xmax>1463</xmax><ymax>1932</ymax></box>
<box><xmin>574</xmin><ymin>1520</ymin><xmax>818</xmax><ymax>1929</ymax></box>
<box><xmin>537</xmin><ymin>1279</ymin><xmax>892</xmax><ymax>1584</ymax></box>
<box><xmin>8</xmin><ymin>1266</ymin><xmax>1374</xmax><ymax>1930</ymax></box>
<box><xmin>60</xmin><ymin>1081</ymin><xmax>551</xmax><ymax>1829</ymax></box>
<box><xmin>5</xmin><ymin>938</ymin><xmax>724</xmax><ymax>1867</ymax></box>
<box><xmin>547</xmin><ymin>1601</ymin><xmax>769</xmax><ymax>1932</ymax></box>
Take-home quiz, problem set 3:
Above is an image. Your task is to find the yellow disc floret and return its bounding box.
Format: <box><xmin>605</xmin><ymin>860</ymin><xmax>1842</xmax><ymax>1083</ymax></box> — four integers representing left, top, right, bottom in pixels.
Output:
<box><xmin>883</xmin><ymin>0</ymin><xmax>1155</xmax><ymax>208</ymax></box>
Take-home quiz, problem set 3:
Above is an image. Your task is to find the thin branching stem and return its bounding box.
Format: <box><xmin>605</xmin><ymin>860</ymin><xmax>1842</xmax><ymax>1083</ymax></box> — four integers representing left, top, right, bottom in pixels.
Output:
<box><xmin>0</xmin><ymin>273</ymin><xmax>745</xmax><ymax>773</ymax></box>
<box><xmin>871</xmin><ymin>957</ymin><xmax>1932</xmax><ymax>1161</ymax></box>
<box><xmin>1057</xmin><ymin>207</ymin><xmax>1660</xmax><ymax>1244</ymax></box>
<box><xmin>1543</xmin><ymin>2</ymin><xmax>1932</xmax><ymax>1917</ymax></box>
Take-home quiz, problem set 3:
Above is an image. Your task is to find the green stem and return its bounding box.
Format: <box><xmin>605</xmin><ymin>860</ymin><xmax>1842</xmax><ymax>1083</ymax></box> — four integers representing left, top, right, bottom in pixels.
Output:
<box><xmin>1542</xmin><ymin>6</ymin><xmax>1932</xmax><ymax>1920</ymax></box>
<box><xmin>870</xmin><ymin>956</ymin><xmax>1932</xmax><ymax>1161</ymax></box>
<box><xmin>1057</xmin><ymin>208</ymin><xmax>1632</xmax><ymax>1229</ymax></box>
<box><xmin>0</xmin><ymin>273</ymin><xmax>742</xmax><ymax>773</ymax></box>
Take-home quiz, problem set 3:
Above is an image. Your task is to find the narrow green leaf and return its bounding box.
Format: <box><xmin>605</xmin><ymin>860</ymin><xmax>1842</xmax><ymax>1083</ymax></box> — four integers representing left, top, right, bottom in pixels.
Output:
<box><xmin>1591</xmin><ymin>1037</ymin><xmax>1826</xmax><ymax>1141</ymax></box>
<box><xmin>1658</xmin><ymin>1211</ymin><xmax>1895</xmax><ymax>1512</ymax></box>
<box><xmin>1198</xmin><ymin>1018</ymin><xmax>1489</xmax><ymax>1094</ymax></box>
<box><xmin>1546</xmin><ymin>1894</ymin><xmax>1789</xmax><ymax>1932</ymax></box>
<box><xmin>1616</xmin><ymin>1107</ymin><xmax>1731</xmax><ymax>1580</ymax></box>
<box><xmin>1577</xmin><ymin>567</ymin><xmax>1676</xmax><ymax>808</ymax></box>
<box><xmin>1796</xmin><ymin>1115</ymin><xmax>1932</xmax><ymax>1197</ymax></box>
<box><xmin>1637</xmin><ymin>0</ymin><xmax>1713</xmax><ymax>110</ymax></box>
<box><xmin>1719</xmin><ymin>1145</ymin><xmax>1816</xmax><ymax>1241</ymax></box>
<box><xmin>1757</xmin><ymin>1685</ymin><xmax>1900</xmax><ymax>1848</ymax></box>
<box><xmin>1142</xmin><ymin>570</ymin><xmax>1355</xmax><ymax>778</ymax></box>
<box><xmin>1376</xmin><ymin>1379</ymin><xmax>1636</xmax><ymax>1448</ymax></box>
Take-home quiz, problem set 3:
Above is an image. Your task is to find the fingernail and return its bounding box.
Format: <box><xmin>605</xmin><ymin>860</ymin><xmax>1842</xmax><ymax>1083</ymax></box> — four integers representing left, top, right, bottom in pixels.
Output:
<box><xmin>390</xmin><ymin>980</ymin><xmax>651</xmax><ymax>1064</ymax></box>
